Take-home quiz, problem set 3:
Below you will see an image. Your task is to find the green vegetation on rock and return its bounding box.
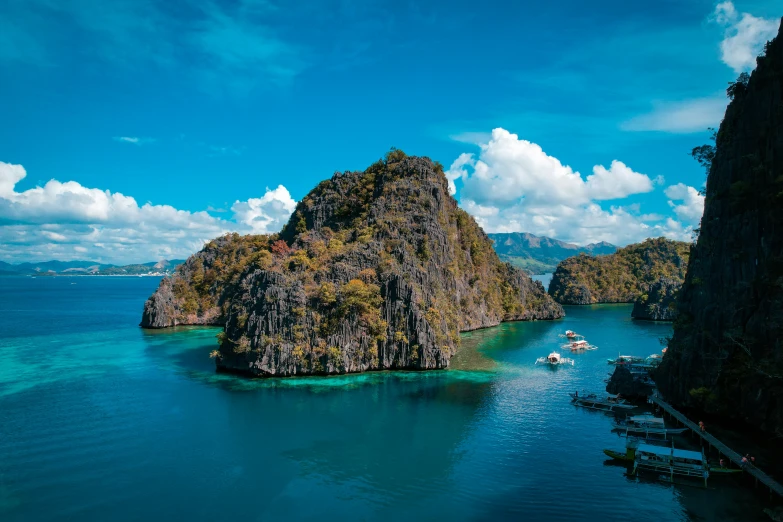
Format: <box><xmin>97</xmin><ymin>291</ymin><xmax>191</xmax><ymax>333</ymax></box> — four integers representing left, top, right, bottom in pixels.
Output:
<box><xmin>141</xmin><ymin>150</ymin><xmax>564</xmax><ymax>376</ymax></box>
<box><xmin>656</xmin><ymin>24</ymin><xmax>783</xmax><ymax>435</ymax></box>
<box><xmin>548</xmin><ymin>238</ymin><xmax>690</xmax><ymax>305</ymax></box>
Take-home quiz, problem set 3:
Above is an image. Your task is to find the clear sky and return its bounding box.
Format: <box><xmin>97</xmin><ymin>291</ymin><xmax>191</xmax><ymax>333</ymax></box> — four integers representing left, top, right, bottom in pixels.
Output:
<box><xmin>0</xmin><ymin>0</ymin><xmax>780</xmax><ymax>263</ymax></box>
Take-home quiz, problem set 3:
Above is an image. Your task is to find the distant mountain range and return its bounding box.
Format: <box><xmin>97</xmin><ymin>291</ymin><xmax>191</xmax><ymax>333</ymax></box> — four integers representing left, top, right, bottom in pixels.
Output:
<box><xmin>0</xmin><ymin>259</ymin><xmax>185</xmax><ymax>276</ymax></box>
<box><xmin>1</xmin><ymin>232</ymin><xmax>606</xmax><ymax>277</ymax></box>
<box><xmin>488</xmin><ymin>232</ymin><xmax>617</xmax><ymax>274</ymax></box>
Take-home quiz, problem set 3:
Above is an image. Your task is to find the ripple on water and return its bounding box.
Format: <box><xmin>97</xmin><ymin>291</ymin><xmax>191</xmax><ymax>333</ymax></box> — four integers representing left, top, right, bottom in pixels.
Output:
<box><xmin>0</xmin><ymin>279</ymin><xmax>777</xmax><ymax>521</ymax></box>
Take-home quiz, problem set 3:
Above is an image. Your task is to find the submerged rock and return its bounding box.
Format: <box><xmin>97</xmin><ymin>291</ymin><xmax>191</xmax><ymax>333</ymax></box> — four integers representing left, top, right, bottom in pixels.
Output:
<box><xmin>656</xmin><ymin>20</ymin><xmax>783</xmax><ymax>435</ymax></box>
<box><xmin>631</xmin><ymin>277</ymin><xmax>681</xmax><ymax>322</ymax></box>
<box><xmin>142</xmin><ymin>150</ymin><xmax>564</xmax><ymax>376</ymax></box>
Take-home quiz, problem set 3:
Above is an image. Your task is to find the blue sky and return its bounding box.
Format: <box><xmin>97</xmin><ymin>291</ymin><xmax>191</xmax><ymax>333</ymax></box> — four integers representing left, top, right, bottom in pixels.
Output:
<box><xmin>0</xmin><ymin>0</ymin><xmax>780</xmax><ymax>263</ymax></box>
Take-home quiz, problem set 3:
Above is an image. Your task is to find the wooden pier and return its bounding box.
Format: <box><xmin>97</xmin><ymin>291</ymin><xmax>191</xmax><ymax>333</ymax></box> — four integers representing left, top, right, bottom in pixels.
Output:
<box><xmin>650</xmin><ymin>395</ymin><xmax>783</xmax><ymax>498</ymax></box>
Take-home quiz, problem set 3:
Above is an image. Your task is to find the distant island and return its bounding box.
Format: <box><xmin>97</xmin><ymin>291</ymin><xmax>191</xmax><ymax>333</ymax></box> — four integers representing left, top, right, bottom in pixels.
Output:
<box><xmin>488</xmin><ymin>232</ymin><xmax>616</xmax><ymax>274</ymax></box>
<box><xmin>548</xmin><ymin>237</ymin><xmax>690</xmax><ymax>319</ymax></box>
<box><xmin>0</xmin><ymin>259</ymin><xmax>184</xmax><ymax>277</ymax></box>
<box><xmin>141</xmin><ymin>150</ymin><xmax>564</xmax><ymax>376</ymax></box>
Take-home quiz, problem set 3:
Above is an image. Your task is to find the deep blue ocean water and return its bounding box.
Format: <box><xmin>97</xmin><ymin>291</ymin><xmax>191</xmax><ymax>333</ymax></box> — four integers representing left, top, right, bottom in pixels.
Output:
<box><xmin>0</xmin><ymin>276</ymin><xmax>774</xmax><ymax>521</ymax></box>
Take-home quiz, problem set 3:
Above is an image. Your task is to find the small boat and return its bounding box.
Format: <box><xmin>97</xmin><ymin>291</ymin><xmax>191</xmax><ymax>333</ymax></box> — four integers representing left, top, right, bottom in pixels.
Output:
<box><xmin>563</xmin><ymin>338</ymin><xmax>598</xmax><ymax>351</ymax></box>
<box><xmin>535</xmin><ymin>351</ymin><xmax>574</xmax><ymax>366</ymax></box>
<box><xmin>565</xmin><ymin>330</ymin><xmax>578</xmax><ymax>338</ymax></box>
<box><xmin>607</xmin><ymin>354</ymin><xmax>646</xmax><ymax>365</ymax></box>
<box><xmin>570</xmin><ymin>392</ymin><xmax>635</xmax><ymax>411</ymax></box>
<box><xmin>606</xmin><ymin>439</ymin><xmax>712</xmax><ymax>486</ymax></box>
<box><xmin>631</xmin><ymin>443</ymin><xmax>709</xmax><ymax>485</ymax></box>
<box><xmin>612</xmin><ymin>415</ymin><xmax>688</xmax><ymax>436</ymax></box>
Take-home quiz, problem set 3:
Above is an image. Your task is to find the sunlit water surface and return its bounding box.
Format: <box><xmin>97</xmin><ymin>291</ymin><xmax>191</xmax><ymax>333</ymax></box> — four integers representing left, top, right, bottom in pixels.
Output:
<box><xmin>0</xmin><ymin>277</ymin><xmax>773</xmax><ymax>521</ymax></box>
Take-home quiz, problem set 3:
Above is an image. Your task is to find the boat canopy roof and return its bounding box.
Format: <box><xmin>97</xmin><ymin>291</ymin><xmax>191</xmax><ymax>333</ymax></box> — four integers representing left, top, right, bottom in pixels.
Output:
<box><xmin>629</xmin><ymin>415</ymin><xmax>664</xmax><ymax>425</ymax></box>
<box><xmin>636</xmin><ymin>444</ymin><xmax>703</xmax><ymax>461</ymax></box>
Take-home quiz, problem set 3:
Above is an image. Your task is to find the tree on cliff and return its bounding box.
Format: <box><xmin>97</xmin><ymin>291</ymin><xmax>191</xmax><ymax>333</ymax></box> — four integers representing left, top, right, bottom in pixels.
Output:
<box><xmin>141</xmin><ymin>150</ymin><xmax>564</xmax><ymax>377</ymax></box>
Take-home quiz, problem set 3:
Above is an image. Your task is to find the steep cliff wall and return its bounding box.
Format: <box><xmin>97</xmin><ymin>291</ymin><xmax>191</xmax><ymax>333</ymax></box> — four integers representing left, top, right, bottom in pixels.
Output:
<box><xmin>657</xmin><ymin>21</ymin><xmax>783</xmax><ymax>434</ymax></box>
<box><xmin>548</xmin><ymin>238</ymin><xmax>690</xmax><ymax>305</ymax></box>
<box><xmin>631</xmin><ymin>277</ymin><xmax>681</xmax><ymax>321</ymax></box>
<box><xmin>142</xmin><ymin>151</ymin><xmax>563</xmax><ymax>376</ymax></box>
<box><xmin>141</xmin><ymin>234</ymin><xmax>271</xmax><ymax>328</ymax></box>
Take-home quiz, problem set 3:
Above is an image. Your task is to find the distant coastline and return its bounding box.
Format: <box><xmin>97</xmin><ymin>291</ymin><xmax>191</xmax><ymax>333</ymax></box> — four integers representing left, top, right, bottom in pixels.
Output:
<box><xmin>6</xmin><ymin>273</ymin><xmax>166</xmax><ymax>278</ymax></box>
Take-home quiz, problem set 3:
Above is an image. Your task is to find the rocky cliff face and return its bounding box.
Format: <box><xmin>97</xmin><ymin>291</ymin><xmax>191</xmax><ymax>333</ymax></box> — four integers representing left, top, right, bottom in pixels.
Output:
<box><xmin>141</xmin><ymin>234</ymin><xmax>271</xmax><ymax>328</ymax></box>
<box><xmin>656</xmin><ymin>21</ymin><xmax>783</xmax><ymax>434</ymax></box>
<box><xmin>631</xmin><ymin>277</ymin><xmax>681</xmax><ymax>321</ymax></box>
<box><xmin>142</xmin><ymin>151</ymin><xmax>563</xmax><ymax>376</ymax></box>
<box><xmin>548</xmin><ymin>238</ymin><xmax>690</xmax><ymax>305</ymax></box>
<box><xmin>606</xmin><ymin>366</ymin><xmax>654</xmax><ymax>401</ymax></box>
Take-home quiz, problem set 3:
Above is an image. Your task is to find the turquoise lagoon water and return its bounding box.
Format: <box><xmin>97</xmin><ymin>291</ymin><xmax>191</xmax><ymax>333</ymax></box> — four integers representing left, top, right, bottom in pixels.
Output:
<box><xmin>0</xmin><ymin>276</ymin><xmax>774</xmax><ymax>521</ymax></box>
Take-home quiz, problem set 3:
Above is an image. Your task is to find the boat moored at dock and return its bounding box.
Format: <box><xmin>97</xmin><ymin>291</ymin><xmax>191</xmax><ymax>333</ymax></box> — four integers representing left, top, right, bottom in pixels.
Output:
<box><xmin>612</xmin><ymin>415</ymin><xmax>688</xmax><ymax>437</ymax></box>
<box><xmin>607</xmin><ymin>354</ymin><xmax>646</xmax><ymax>365</ymax></box>
<box><xmin>632</xmin><ymin>443</ymin><xmax>709</xmax><ymax>485</ymax></box>
<box><xmin>570</xmin><ymin>392</ymin><xmax>635</xmax><ymax>412</ymax></box>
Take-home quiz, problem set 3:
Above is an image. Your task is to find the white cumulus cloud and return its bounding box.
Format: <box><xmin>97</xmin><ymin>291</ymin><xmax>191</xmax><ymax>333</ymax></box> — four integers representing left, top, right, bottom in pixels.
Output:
<box><xmin>231</xmin><ymin>185</ymin><xmax>297</xmax><ymax>234</ymax></box>
<box><xmin>0</xmin><ymin>161</ymin><xmax>296</xmax><ymax>263</ymax></box>
<box><xmin>448</xmin><ymin>129</ymin><xmax>656</xmax><ymax>211</ymax></box>
<box><xmin>712</xmin><ymin>1</ymin><xmax>780</xmax><ymax>72</ymax></box>
<box><xmin>665</xmin><ymin>183</ymin><xmax>705</xmax><ymax>225</ymax></box>
<box><xmin>449</xmin><ymin>128</ymin><xmax>694</xmax><ymax>246</ymax></box>
<box><xmin>586</xmin><ymin>160</ymin><xmax>655</xmax><ymax>200</ymax></box>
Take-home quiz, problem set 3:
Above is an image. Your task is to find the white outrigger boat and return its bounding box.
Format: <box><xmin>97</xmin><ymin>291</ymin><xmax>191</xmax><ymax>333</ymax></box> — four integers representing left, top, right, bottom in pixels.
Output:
<box><xmin>562</xmin><ymin>336</ymin><xmax>598</xmax><ymax>352</ymax></box>
<box><xmin>569</xmin><ymin>392</ymin><xmax>635</xmax><ymax>411</ymax></box>
<box><xmin>535</xmin><ymin>351</ymin><xmax>574</xmax><ymax>366</ymax></box>
<box><xmin>612</xmin><ymin>415</ymin><xmax>687</xmax><ymax>437</ymax></box>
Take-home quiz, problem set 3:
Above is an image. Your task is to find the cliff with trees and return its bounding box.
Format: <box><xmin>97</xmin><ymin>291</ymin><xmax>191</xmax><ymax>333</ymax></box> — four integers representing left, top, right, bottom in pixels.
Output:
<box><xmin>141</xmin><ymin>151</ymin><xmax>563</xmax><ymax>376</ymax></box>
<box><xmin>656</xmin><ymin>21</ymin><xmax>783</xmax><ymax>435</ymax></box>
<box><xmin>547</xmin><ymin>238</ymin><xmax>690</xmax><ymax>307</ymax></box>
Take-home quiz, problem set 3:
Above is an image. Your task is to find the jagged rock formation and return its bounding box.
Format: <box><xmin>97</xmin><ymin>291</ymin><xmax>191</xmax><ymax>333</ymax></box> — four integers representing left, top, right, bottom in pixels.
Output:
<box><xmin>631</xmin><ymin>277</ymin><xmax>681</xmax><ymax>321</ymax></box>
<box><xmin>606</xmin><ymin>366</ymin><xmax>654</xmax><ymax>401</ymax></box>
<box><xmin>548</xmin><ymin>238</ymin><xmax>690</xmax><ymax>305</ymax></box>
<box><xmin>488</xmin><ymin>232</ymin><xmax>616</xmax><ymax>274</ymax></box>
<box><xmin>142</xmin><ymin>150</ymin><xmax>564</xmax><ymax>376</ymax></box>
<box><xmin>656</xmin><ymin>21</ymin><xmax>783</xmax><ymax>435</ymax></box>
<box><xmin>141</xmin><ymin>234</ymin><xmax>270</xmax><ymax>328</ymax></box>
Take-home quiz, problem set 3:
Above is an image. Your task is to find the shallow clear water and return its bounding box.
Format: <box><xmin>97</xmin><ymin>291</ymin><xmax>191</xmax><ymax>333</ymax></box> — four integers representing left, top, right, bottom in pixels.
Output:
<box><xmin>0</xmin><ymin>277</ymin><xmax>774</xmax><ymax>521</ymax></box>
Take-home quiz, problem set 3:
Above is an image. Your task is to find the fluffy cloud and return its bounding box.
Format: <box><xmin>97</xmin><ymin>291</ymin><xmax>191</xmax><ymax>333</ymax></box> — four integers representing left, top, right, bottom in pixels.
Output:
<box><xmin>448</xmin><ymin>129</ymin><xmax>656</xmax><ymax>209</ymax></box>
<box><xmin>0</xmin><ymin>161</ymin><xmax>296</xmax><ymax>263</ymax></box>
<box><xmin>586</xmin><ymin>160</ymin><xmax>655</xmax><ymax>200</ymax></box>
<box><xmin>665</xmin><ymin>183</ymin><xmax>705</xmax><ymax>225</ymax></box>
<box><xmin>621</xmin><ymin>96</ymin><xmax>728</xmax><ymax>133</ymax></box>
<box><xmin>448</xmin><ymin>128</ymin><xmax>694</xmax><ymax>245</ymax></box>
<box><xmin>712</xmin><ymin>2</ymin><xmax>780</xmax><ymax>72</ymax></box>
<box><xmin>231</xmin><ymin>186</ymin><xmax>297</xmax><ymax>234</ymax></box>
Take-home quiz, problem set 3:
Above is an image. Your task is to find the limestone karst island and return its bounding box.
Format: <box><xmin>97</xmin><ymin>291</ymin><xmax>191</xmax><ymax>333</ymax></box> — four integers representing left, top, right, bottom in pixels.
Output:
<box><xmin>2</xmin><ymin>3</ymin><xmax>782</xmax><ymax>521</ymax></box>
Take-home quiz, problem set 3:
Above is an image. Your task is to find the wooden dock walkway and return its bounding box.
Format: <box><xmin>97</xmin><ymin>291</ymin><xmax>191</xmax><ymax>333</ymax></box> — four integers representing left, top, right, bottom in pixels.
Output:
<box><xmin>650</xmin><ymin>395</ymin><xmax>783</xmax><ymax>498</ymax></box>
